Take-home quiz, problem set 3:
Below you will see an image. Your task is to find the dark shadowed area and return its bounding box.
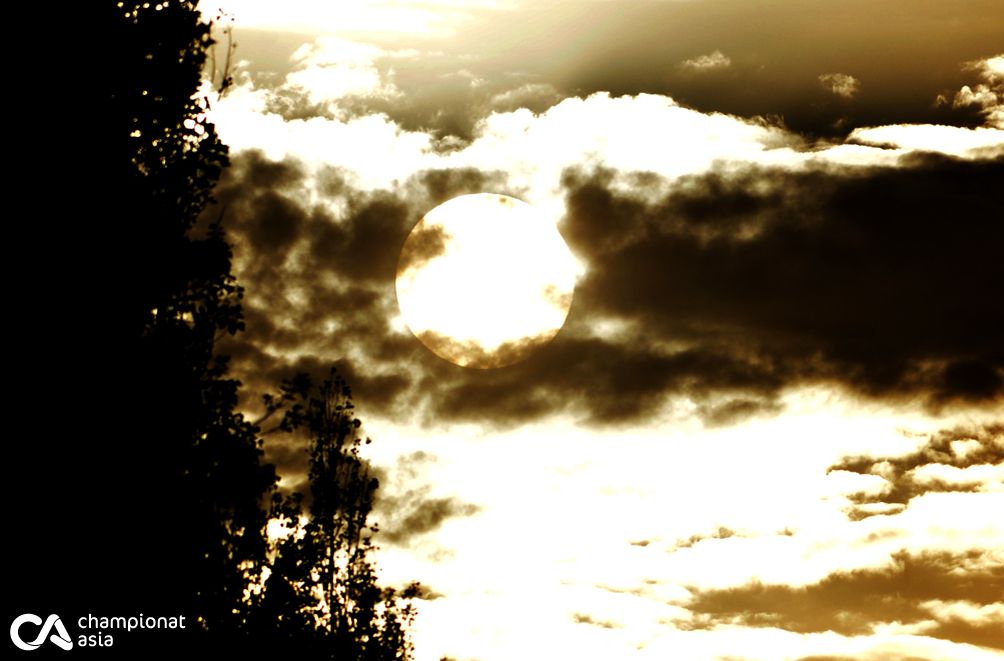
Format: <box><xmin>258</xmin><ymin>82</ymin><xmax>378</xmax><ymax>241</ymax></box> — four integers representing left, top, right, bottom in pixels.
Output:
<box><xmin>208</xmin><ymin>150</ymin><xmax>1003</xmax><ymax>452</ymax></box>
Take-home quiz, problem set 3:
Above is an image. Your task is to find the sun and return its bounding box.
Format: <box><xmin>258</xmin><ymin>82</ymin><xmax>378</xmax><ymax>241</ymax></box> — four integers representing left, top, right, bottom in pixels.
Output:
<box><xmin>396</xmin><ymin>194</ymin><xmax>579</xmax><ymax>368</ymax></box>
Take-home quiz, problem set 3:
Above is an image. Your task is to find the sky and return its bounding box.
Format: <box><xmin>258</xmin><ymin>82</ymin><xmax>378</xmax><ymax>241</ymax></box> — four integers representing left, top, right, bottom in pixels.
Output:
<box><xmin>197</xmin><ymin>2</ymin><xmax>1002</xmax><ymax>659</ymax></box>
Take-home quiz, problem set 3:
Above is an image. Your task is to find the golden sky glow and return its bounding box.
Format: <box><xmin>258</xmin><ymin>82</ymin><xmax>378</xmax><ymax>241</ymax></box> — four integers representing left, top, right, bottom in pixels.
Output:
<box><xmin>201</xmin><ymin>0</ymin><xmax>513</xmax><ymax>37</ymax></box>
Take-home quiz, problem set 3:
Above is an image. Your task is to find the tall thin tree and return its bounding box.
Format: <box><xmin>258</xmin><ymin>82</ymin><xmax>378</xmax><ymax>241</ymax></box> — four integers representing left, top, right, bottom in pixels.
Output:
<box><xmin>259</xmin><ymin>370</ymin><xmax>420</xmax><ymax>660</ymax></box>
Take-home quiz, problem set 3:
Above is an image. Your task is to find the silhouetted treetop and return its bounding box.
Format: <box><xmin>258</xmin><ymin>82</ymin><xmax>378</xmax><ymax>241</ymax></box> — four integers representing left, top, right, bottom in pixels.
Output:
<box><xmin>257</xmin><ymin>369</ymin><xmax>420</xmax><ymax>660</ymax></box>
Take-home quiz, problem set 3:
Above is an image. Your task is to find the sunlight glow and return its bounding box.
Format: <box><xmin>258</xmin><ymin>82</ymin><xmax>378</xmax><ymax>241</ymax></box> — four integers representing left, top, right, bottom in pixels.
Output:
<box><xmin>396</xmin><ymin>193</ymin><xmax>579</xmax><ymax>368</ymax></box>
<box><xmin>200</xmin><ymin>0</ymin><xmax>514</xmax><ymax>36</ymax></box>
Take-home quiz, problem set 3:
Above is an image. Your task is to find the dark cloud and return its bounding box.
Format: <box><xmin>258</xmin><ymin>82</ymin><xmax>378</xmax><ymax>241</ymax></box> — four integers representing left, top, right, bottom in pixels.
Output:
<box><xmin>379</xmin><ymin>495</ymin><xmax>480</xmax><ymax>545</ymax></box>
<box><xmin>226</xmin><ymin>148</ymin><xmax>307</xmax><ymax>191</ymax></box>
<box><xmin>830</xmin><ymin>423</ymin><xmax>1003</xmax><ymax>516</ymax></box>
<box><xmin>695</xmin><ymin>397</ymin><xmax>784</xmax><ymax>427</ymax></box>
<box><xmin>374</xmin><ymin>451</ymin><xmax>480</xmax><ymax>546</ymax></box>
<box><xmin>557</xmin><ymin>154</ymin><xmax>1004</xmax><ymax>414</ymax></box>
<box><xmin>397</xmin><ymin>222</ymin><xmax>451</xmax><ymax>276</ymax></box>
<box><xmin>410</xmin><ymin>585</ymin><xmax>446</xmax><ymax>601</ymax></box>
<box><xmin>682</xmin><ymin>550</ymin><xmax>1004</xmax><ymax>650</ymax></box>
<box><xmin>417</xmin><ymin>335</ymin><xmax>792</xmax><ymax>426</ymax></box>
<box><xmin>208</xmin><ymin>148</ymin><xmax>1002</xmax><ymax>437</ymax></box>
<box><xmin>416</xmin><ymin>330</ymin><xmax>558</xmax><ymax>370</ymax></box>
<box><xmin>210</xmin><ymin>153</ymin><xmax>512</xmax><ymax>420</ymax></box>
<box><xmin>571</xmin><ymin>613</ymin><xmax>620</xmax><ymax>629</ymax></box>
<box><xmin>412</xmin><ymin>152</ymin><xmax>1003</xmax><ymax>427</ymax></box>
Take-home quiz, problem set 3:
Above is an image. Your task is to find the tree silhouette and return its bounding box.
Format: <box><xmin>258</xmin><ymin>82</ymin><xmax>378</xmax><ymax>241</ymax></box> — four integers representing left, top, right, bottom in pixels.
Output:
<box><xmin>46</xmin><ymin>3</ymin><xmax>276</xmax><ymax>643</ymax></box>
<box><xmin>8</xmin><ymin>2</ymin><xmax>418</xmax><ymax>657</ymax></box>
<box><xmin>255</xmin><ymin>370</ymin><xmax>420</xmax><ymax>660</ymax></box>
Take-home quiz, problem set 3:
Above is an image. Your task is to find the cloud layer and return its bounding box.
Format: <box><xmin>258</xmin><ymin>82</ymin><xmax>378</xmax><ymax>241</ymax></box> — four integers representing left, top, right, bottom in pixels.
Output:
<box><xmin>211</xmin><ymin>149</ymin><xmax>1004</xmax><ymax>436</ymax></box>
<box><xmin>676</xmin><ymin>423</ymin><xmax>1004</xmax><ymax>653</ymax></box>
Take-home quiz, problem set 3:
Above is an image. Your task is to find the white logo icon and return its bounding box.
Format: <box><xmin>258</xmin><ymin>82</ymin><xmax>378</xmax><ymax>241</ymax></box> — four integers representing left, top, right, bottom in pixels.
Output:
<box><xmin>10</xmin><ymin>614</ymin><xmax>73</xmax><ymax>651</ymax></box>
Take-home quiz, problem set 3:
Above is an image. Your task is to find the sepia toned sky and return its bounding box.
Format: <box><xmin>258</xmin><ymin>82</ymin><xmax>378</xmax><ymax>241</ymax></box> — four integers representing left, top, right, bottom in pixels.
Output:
<box><xmin>198</xmin><ymin>1</ymin><xmax>1002</xmax><ymax>659</ymax></box>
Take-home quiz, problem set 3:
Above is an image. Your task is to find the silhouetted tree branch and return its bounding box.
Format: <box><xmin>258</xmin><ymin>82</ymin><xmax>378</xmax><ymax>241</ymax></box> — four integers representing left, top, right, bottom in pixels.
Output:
<box><xmin>256</xmin><ymin>369</ymin><xmax>419</xmax><ymax>660</ymax></box>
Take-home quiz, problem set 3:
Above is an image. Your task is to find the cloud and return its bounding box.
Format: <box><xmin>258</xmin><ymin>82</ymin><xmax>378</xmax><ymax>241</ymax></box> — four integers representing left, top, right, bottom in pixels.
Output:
<box><xmin>638</xmin><ymin>423</ymin><xmax>1004</xmax><ymax>654</ymax></box>
<box><xmin>379</xmin><ymin>493</ymin><xmax>480</xmax><ymax>545</ymax></box>
<box><xmin>941</xmin><ymin>53</ymin><xmax>1004</xmax><ymax>129</ymax></box>
<box><xmin>695</xmin><ymin>397</ymin><xmax>784</xmax><ymax>427</ymax></box>
<box><xmin>680</xmin><ymin>50</ymin><xmax>732</xmax><ymax>72</ymax></box>
<box><xmin>209</xmin><ymin>145</ymin><xmax>1004</xmax><ymax>433</ymax></box>
<box><xmin>488</xmin><ymin>82</ymin><xmax>563</xmax><ymax>113</ymax></box>
<box><xmin>551</xmin><ymin>154</ymin><xmax>1004</xmax><ymax>421</ymax></box>
<box><xmin>204</xmin><ymin>41</ymin><xmax>1003</xmax><ymax>436</ymax></box>
<box><xmin>285</xmin><ymin>37</ymin><xmax>401</xmax><ymax>106</ymax></box>
<box><xmin>921</xmin><ymin>599</ymin><xmax>1004</xmax><ymax>631</ymax></box>
<box><xmin>397</xmin><ymin>222</ymin><xmax>451</xmax><ymax>275</ymax></box>
<box><xmin>372</xmin><ymin>451</ymin><xmax>480</xmax><ymax>546</ymax></box>
<box><xmin>222</xmin><ymin>33</ymin><xmax>571</xmax><ymax>143</ymax></box>
<box><xmin>442</xmin><ymin>1</ymin><xmax>1003</xmax><ymax>138</ymax></box>
<box><xmin>414</xmin><ymin>329</ymin><xmax>557</xmax><ymax>370</ymax></box>
<box><xmin>964</xmin><ymin>54</ymin><xmax>1004</xmax><ymax>86</ymax></box>
<box><xmin>847</xmin><ymin>124</ymin><xmax>1004</xmax><ymax>156</ymax></box>
<box><xmin>953</xmin><ymin>84</ymin><xmax>998</xmax><ymax>110</ymax></box>
<box><xmin>572</xmin><ymin>612</ymin><xmax>621</xmax><ymax>629</ymax></box>
<box><xmin>681</xmin><ymin>550</ymin><xmax>1004</xmax><ymax>650</ymax></box>
<box><xmin>353</xmin><ymin>413</ymin><xmax>1003</xmax><ymax>661</ymax></box>
<box><xmin>213</xmin><ymin>59</ymin><xmax>1000</xmax><ymax>215</ymax></box>
<box><xmin>219</xmin><ymin>2</ymin><xmax>1004</xmax><ymax>146</ymax></box>
<box><xmin>818</xmin><ymin>72</ymin><xmax>860</xmax><ymax>98</ymax></box>
<box><xmin>829</xmin><ymin>423</ymin><xmax>1004</xmax><ymax>518</ymax></box>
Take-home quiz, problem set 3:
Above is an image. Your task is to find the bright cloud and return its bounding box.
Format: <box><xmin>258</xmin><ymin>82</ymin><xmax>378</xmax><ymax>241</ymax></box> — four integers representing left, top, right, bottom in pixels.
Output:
<box><xmin>849</xmin><ymin>124</ymin><xmax>1004</xmax><ymax>156</ymax></box>
<box><xmin>680</xmin><ymin>50</ymin><xmax>732</xmax><ymax>71</ymax></box>
<box><xmin>284</xmin><ymin>37</ymin><xmax>401</xmax><ymax>104</ymax></box>
<box><xmin>819</xmin><ymin>72</ymin><xmax>860</xmax><ymax>98</ymax></box>
<box><xmin>210</xmin><ymin>37</ymin><xmax>1003</xmax><ymax>213</ymax></box>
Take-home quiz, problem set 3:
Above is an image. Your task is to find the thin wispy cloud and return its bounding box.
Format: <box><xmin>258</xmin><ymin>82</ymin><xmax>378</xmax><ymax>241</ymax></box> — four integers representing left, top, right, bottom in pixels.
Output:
<box><xmin>680</xmin><ymin>50</ymin><xmax>732</xmax><ymax>71</ymax></box>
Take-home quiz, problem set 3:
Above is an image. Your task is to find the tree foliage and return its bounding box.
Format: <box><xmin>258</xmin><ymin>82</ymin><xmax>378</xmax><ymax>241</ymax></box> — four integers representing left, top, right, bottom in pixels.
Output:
<box><xmin>98</xmin><ymin>1</ymin><xmax>273</xmax><ymax>632</ymax></box>
<box><xmin>255</xmin><ymin>371</ymin><xmax>420</xmax><ymax>660</ymax></box>
<box><xmin>23</xmin><ymin>2</ymin><xmax>420</xmax><ymax>656</ymax></box>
